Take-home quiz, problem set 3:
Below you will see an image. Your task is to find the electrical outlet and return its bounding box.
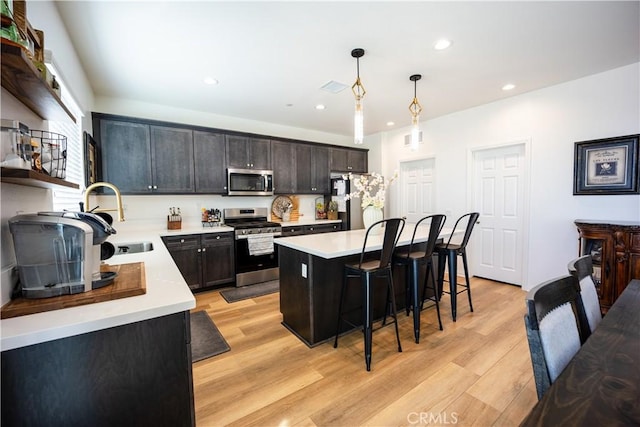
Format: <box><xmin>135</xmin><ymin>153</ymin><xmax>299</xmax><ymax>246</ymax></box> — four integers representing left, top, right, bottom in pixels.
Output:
<box><xmin>301</xmin><ymin>263</ymin><xmax>307</xmax><ymax>278</ymax></box>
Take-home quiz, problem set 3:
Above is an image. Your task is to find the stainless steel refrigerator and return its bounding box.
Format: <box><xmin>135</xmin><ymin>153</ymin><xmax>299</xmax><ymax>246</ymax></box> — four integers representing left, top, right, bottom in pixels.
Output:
<box><xmin>329</xmin><ymin>174</ymin><xmax>366</xmax><ymax>230</ymax></box>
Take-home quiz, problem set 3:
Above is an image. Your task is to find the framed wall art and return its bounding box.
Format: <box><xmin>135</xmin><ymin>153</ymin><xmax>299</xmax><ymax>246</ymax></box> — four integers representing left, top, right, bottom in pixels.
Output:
<box><xmin>573</xmin><ymin>134</ymin><xmax>639</xmax><ymax>195</ymax></box>
<box><xmin>84</xmin><ymin>131</ymin><xmax>98</xmax><ymax>187</ymax></box>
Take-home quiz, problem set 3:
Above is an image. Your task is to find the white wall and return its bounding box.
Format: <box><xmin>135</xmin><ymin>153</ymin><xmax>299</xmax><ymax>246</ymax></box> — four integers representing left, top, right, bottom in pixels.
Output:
<box><xmin>378</xmin><ymin>63</ymin><xmax>640</xmax><ymax>290</ymax></box>
<box><xmin>93</xmin><ymin>97</ymin><xmax>353</xmax><ymax>147</ymax></box>
<box><xmin>29</xmin><ymin>1</ymin><xmax>95</xmax><ymax>131</ymax></box>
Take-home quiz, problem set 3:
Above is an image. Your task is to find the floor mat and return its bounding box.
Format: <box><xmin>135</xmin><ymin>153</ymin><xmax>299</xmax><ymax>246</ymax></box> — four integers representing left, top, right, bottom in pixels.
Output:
<box><xmin>220</xmin><ymin>280</ymin><xmax>279</xmax><ymax>303</ymax></box>
<box><xmin>190</xmin><ymin>310</ymin><xmax>230</xmax><ymax>363</ymax></box>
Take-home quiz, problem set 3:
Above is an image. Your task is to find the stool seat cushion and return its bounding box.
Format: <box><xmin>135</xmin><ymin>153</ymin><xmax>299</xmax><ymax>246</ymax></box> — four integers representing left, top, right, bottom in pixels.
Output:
<box><xmin>395</xmin><ymin>251</ymin><xmax>427</xmax><ymax>261</ymax></box>
<box><xmin>346</xmin><ymin>259</ymin><xmax>383</xmax><ymax>272</ymax></box>
<box><xmin>436</xmin><ymin>243</ymin><xmax>463</xmax><ymax>252</ymax></box>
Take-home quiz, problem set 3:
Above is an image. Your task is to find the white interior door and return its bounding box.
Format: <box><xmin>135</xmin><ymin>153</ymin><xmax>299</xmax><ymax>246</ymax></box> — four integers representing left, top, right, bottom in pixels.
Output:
<box><xmin>400</xmin><ymin>158</ymin><xmax>435</xmax><ymax>223</ymax></box>
<box><xmin>472</xmin><ymin>144</ymin><xmax>526</xmax><ymax>285</ymax></box>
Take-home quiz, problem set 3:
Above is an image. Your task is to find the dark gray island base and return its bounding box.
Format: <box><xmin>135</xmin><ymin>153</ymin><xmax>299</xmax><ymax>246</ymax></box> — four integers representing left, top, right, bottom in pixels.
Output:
<box><xmin>278</xmin><ymin>230</ymin><xmax>443</xmax><ymax>347</ymax></box>
<box><xmin>1</xmin><ymin>312</ymin><xmax>195</xmax><ymax>427</ymax></box>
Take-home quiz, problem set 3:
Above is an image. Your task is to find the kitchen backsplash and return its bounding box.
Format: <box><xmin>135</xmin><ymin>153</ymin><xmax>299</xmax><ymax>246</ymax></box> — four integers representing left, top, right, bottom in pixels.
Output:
<box><xmin>92</xmin><ymin>193</ymin><xmax>323</xmax><ymax>231</ymax></box>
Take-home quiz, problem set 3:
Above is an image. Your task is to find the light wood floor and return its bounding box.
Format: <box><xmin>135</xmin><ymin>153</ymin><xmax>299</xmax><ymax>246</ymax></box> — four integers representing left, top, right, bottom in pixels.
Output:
<box><xmin>192</xmin><ymin>277</ymin><xmax>538</xmax><ymax>426</ymax></box>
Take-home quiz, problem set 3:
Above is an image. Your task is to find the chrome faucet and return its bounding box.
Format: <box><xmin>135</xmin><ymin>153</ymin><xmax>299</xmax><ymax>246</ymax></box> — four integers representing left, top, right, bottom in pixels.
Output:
<box><xmin>83</xmin><ymin>182</ymin><xmax>125</xmax><ymax>221</ymax></box>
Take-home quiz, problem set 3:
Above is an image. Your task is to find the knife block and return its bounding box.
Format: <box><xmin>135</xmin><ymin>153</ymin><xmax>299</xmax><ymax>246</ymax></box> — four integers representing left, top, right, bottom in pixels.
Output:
<box><xmin>167</xmin><ymin>217</ymin><xmax>182</xmax><ymax>230</ymax></box>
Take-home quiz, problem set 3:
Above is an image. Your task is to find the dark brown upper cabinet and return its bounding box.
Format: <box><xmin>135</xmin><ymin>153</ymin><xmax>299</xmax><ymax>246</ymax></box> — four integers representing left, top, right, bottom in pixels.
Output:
<box><xmin>226</xmin><ymin>135</ymin><xmax>271</xmax><ymax>170</ymax></box>
<box><xmin>330</xmin><ymin>147</ymin><xmax>368</xmax><ymax>173</ymax></box>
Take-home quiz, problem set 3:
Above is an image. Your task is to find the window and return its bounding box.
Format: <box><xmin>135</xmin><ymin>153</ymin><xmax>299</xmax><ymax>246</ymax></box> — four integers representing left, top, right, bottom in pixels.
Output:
<box><xmin>46</xmin><ymin>67</ymin><xmax>85</xmax><ymax>212</ymax></box>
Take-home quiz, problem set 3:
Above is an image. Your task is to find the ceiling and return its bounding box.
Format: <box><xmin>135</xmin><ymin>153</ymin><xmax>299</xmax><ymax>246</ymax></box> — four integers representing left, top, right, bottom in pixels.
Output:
<box><xmin>55</xmin><ymin>1</ymin><xmax>640</xmax><ymax>139</ymax></box>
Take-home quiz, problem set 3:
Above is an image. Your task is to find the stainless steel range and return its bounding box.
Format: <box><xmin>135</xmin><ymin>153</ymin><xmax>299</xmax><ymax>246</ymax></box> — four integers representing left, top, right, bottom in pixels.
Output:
<box><xmin>224</xmin><ymin>208</ymin><xmax>282</xmax><ymax>287</ymax></box>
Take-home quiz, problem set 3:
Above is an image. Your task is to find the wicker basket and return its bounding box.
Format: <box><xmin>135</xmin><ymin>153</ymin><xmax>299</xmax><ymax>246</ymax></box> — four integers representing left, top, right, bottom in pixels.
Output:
<box><xmin>30</xmin><ymin>130</ymin><xmax>67</xmax><ymax>179</ymax></box>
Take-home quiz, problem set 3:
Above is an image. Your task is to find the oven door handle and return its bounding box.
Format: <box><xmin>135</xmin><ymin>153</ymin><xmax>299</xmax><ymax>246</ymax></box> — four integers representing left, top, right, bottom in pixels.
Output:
<box><xmin>236</xmin><ymin>232</ymin><xmax>281</xmax><ymax>240</ymax></box>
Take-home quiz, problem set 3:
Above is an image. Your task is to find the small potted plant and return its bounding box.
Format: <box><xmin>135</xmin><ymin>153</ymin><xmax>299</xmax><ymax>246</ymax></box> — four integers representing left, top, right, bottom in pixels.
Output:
<box><xmin>327</xmin><ymin>200</ymin><xmax>339</xmax><ymax>220</ymax></box>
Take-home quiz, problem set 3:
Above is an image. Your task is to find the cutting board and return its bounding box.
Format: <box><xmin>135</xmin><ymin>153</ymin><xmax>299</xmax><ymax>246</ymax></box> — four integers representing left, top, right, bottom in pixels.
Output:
<box><xmin>1</xmin><ymin>262</ymin><xmax>146</xmax><ymax>319</ymax></box>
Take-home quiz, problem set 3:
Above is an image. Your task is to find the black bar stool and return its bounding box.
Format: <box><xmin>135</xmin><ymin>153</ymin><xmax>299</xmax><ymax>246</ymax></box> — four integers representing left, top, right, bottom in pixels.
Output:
<box><xmin>394</xmin><ymin>214</ymin><xmax>446</xmax><ymax>343</ymax></box>
<box><xmin>436</xmin><ymin>212</ymin><xmax>479</xmax><ymax>321</ymax></box>
<box><xmin>334</xmin><ymin>217</ymin><xmax>405</xmax><ymax>371</ymax></box>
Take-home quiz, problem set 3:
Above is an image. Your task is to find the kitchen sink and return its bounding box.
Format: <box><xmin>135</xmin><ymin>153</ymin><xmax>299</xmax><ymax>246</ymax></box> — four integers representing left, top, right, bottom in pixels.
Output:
<box><xmin>115</xmin><ymin>241</ymin><xmax>154</xmax><ymax>255</ymax></box>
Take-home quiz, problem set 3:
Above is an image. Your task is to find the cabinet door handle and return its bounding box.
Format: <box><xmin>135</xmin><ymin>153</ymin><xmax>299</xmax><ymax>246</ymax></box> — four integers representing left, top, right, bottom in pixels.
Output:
<box><xmin>216</xmin><ymin>235</ymin><xmax>220</xmax><ymax>240</ymax></box>
<box><xmin>197</xmin><ymin>248</ymin><xmax>202</xmax><ymax>253</ymax></box>
<box><xmin>148</xmin><ymin>185</ymin><xmax>152</xmax><ymax>190</ymax></box>
<box><xmin>180</xmin><ymin>239</ymin><xmax>185</xmax><ymax>243</ymax></box>
<box><xmin>202</xmin><ymin>248</ymin><xmax>206</xmax><ymax>252</ymax></box>
<box><xmin>153</xmin><ymin>185</ymin><xmax>158</xmax><ymax>190</ymax></box>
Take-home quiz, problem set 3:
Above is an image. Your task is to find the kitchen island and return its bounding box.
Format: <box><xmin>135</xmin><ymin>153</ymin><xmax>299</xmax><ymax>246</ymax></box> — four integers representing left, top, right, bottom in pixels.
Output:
<box><xmin>275</xmin><ymin>225</ymin><xmax>453</xmax><ymax>347</ymax></box>
<box><xmin>1</xmin><ymin>224</ymin><xmax>231</xmax><ymax>427</ymax></box>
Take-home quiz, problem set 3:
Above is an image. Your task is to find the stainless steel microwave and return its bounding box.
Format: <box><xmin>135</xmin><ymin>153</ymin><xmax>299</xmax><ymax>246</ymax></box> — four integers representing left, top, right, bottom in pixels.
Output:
<box><xmin>227</xmin><ymin>168</ymin><xmax>274</xmax><ymax>196</ymax></box>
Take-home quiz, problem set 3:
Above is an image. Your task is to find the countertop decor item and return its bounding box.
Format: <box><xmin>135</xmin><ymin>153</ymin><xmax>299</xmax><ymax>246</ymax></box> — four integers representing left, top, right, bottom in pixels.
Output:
<box><xmin>201</xmin><ymin>208</ymin><xmax>221</xmax><ymax>227</ymax></box>
<box><xmin>271</xmin><ymin>195</ymin><xmax>293</xmax><ymax>219</ymax></box>
<box><xmin>344</xmin><ymin>171</ymin><xmax>398</xmax><ymax>209</ymax></box>
<box><xmin>168</xmin><ymin>206</ymin><xmax>182</xmax><ymax>230</ymax></box>
<box><xmin>344</xmin><ymin>171</ymin><xmax>398</xmax><ymax>235</ymax></box>
<box><xmin>315</xmin><ymin>196</ymin><xmax>326</xmax><ymax>219</ymax></box>
<box><xmin>327</xmin><ymin>200</ymin><xmax>339</xmax><ymax>220</ymax></box>
<box><xmin>362</xmin><ymin>205</ymin><xmax>383</xmax><ymax>234</ymax></box>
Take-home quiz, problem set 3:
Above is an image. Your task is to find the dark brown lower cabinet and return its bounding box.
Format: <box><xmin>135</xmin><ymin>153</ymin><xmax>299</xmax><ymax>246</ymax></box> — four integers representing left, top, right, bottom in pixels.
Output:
<box><xmin>280</xmin><ymin>223</ymin><xmax>342</xmax><ymax>237</ymax></box>
<box><xmin>1</xmin><ymin>312</ymin><xmax>194</xmax><ymax>427</ymax></box>
<box><xmin>163</xmin><ymin>232</ymin><xmax>235</xmax><ymax>290</ymax></box>
<box><xmin>303</xmin><ymin>223</ymin><xmax>341</xmax><ymax>234</ymax></box>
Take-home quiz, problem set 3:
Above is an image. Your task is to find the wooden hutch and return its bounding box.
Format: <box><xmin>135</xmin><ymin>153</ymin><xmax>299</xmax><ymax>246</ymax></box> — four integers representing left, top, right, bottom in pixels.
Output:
<box><xmin>575</xmin><ymin>220</ymin><xmax>640</xmax><ymax>312</ymax></box>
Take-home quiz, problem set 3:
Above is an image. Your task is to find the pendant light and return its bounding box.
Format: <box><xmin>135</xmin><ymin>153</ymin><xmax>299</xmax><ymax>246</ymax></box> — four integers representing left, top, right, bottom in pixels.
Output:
<box><xmin>409</xmin><ymin>74</ymin><xmax>423</xmax><ymax>151</ymax></box>
<box><xmin>351</xmin><ymin>48</ymin><xmax>366</xmax><ymax>145</ymax></box>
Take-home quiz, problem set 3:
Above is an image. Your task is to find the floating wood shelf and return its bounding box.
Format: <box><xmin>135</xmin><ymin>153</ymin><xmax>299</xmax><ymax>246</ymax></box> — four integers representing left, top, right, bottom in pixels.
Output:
<box><xmin>1</xmin><ymin>39</ymin><xmax>76</xmax><ymax>123</ymax></box>
<box><xmin>1</xmin><ymin>167</ymin><xmax>79</xmax><ymax>189</ymax></box>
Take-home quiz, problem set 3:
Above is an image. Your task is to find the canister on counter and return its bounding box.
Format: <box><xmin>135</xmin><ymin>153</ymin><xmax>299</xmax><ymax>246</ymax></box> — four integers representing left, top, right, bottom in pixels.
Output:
<box><xmin>0</xmin><ymin>119</ymin><xmax>32</xmax><ymax>170</ymax></box>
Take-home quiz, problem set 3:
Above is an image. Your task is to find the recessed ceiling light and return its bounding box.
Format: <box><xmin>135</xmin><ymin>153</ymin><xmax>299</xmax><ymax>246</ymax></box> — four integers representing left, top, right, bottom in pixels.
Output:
<box><xmin>204</xmin><ymin>77</ymin><xmax>218</xmax><ymax>85</ymax></box>
<box><xmin>434</xmin><ymin>39</ymin><xmax>452</xmax><ymax>50</ymax></box>
<box><xmin>502</xmin><ymin>83</ymin><xmax>516</xmax><ymax>91</ymax></box>
<box><xmin>387</xmin><ymin>121</ymin><xmax>395</xmax><ymax>126</ymax></box>
<box><xmin>315</xmin><ymin>104</ymin><xmax>326</xmax><ymax>110</ymax></box>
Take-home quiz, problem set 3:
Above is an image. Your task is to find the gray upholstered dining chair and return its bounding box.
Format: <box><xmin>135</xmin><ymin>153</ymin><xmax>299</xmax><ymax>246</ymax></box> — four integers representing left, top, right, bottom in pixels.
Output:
<box><xmin>524</xmin><ymin>274</ymin><xmax>591</xmax><ymax>400</ymax></box>
<box><xmin>567</xmin><ymin>254</ymin><xmax>602</xmax><ymax>336</ymax></box>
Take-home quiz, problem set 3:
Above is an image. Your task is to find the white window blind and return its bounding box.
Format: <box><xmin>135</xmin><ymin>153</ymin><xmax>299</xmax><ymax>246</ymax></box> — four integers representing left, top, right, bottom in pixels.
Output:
<box><xmin>48</xmin><ymin>77</ymin><xmax>84</xmax><ymax>212</ymax></box>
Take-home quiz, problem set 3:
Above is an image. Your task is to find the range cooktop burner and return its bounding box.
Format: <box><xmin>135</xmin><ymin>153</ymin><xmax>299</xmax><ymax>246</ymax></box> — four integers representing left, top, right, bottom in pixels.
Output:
<box><xmin>224</xmin><ymin>207</ymin><xmax>282</xmax><ymax>238</ymax></box>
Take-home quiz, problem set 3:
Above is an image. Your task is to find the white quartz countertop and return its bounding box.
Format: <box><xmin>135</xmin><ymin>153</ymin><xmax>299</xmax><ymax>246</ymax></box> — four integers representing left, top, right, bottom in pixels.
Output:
<box><xmin>275</xmin><ymin>224</ymin><xmax>455</xmax><ymax>258</ymax></box>
<box><xmin>0</xmin><ymin>226</ymin><xmax>204</xmax><ymax>352</ymax></box>
<box><xmin>0</xmin><ymin>218</ymin><xmax>346</xmax><ymax>351</ymax></box>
